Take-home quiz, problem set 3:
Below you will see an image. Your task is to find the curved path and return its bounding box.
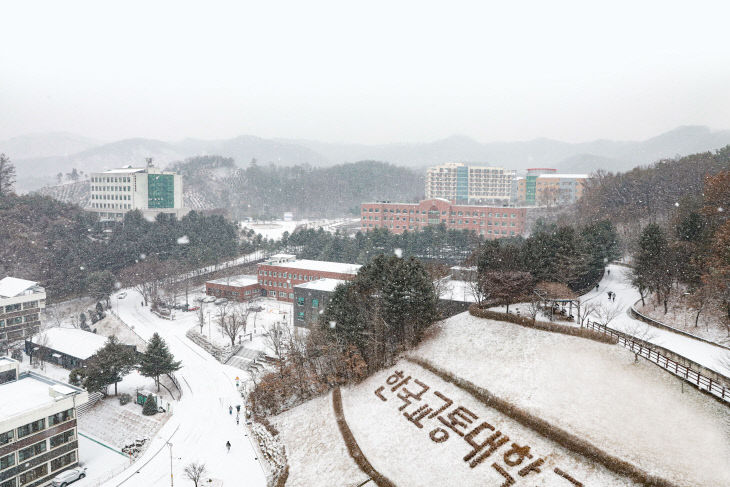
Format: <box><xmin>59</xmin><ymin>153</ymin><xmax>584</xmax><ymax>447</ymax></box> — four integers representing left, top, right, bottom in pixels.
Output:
<box><xmin>102</xmin><ymin>292</ymin><xmax>267</xmax><ymax>486</ymax></box>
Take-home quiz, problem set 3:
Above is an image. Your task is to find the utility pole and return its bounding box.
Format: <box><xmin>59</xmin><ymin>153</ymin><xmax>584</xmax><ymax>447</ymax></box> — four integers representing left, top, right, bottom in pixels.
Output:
<box><xmin>167</xmin><ymin>441</ymin><xmax>173</xmax><ymax>486</ymax></box>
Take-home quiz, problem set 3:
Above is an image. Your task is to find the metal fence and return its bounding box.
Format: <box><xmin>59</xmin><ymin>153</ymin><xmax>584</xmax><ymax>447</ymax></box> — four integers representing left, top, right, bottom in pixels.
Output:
<box><xmin>584</xmin><ymin>321</ymin><xmax>730</xmax><ymax>403</ymax></box>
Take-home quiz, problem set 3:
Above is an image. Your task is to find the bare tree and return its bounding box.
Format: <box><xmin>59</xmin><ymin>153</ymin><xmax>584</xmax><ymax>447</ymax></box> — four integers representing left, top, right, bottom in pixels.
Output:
<box><xmin>578</xmin><ymin>300</ymin><xmax>600</xmax><ymax>327</ymax></box>
<box><xmin>220</xmin><ymin>306</ymin><xmax>251</xmax><ymax>347</ymax></box>
<box><xmin>214</xmin><ymin>302</ymin><xmax>231</xmax><ymax>342</ymax></box>
<box><xmin>0</xmin><ymin>153</ymin><xmax>16</xmax><ymax>197</ymax></box>
<box><xmin>480</xmin><ymin>271</ymin><xmax>534</xmax><ymax>314</ymax></box>
<box><xmin>264</xmin><ymin>321</ymin><xmax>287</xmax><ymax>366</ymax></box>
<box><xmin>527</xmin><ymin>295</ymin><xmax>542</xmax><ymax>324</ymax></box>
<box><xmin>594</xmin><ymin>302</ymin><xmax>622</xmax><ymax>328</ymax></box>
<box><xmin>197</xmin><ymin>305</ymin><xmax>206</xmax><ymax>333</ymax></box>
<box><xmin>623</xmin><ymin>321</ymin><xmax>658</xmax><ymax>364</ymax></box>
<box><xmin>183</xmin><ymin>461</ymin><xmax>207</xmax><ymax>487</ymax></box>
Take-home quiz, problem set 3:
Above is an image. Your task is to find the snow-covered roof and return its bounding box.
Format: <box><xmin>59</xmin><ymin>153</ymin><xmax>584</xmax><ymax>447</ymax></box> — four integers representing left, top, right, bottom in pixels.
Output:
<box><xmin>450</xmin><ymin>266</ymin><xmax>476</xmax><ymax>271</ymax></box>
<box><xmin>536</xmin><ymin>173</ymin><xmax>590</xmax><ymax>179</ymax></box>
<box><xmin>0</xmin><ymin>277</ymin><xmax>40</xmax><ymax>298</ymax></box>
<box><xmin>267</xmin><ymin>259</ymin><xmax>361</xmax><ymax>275</ymax></box>
<box><xmin>101</xmin><ymin>167</ymin><xmax>146</xmax><ymax>174</ymax></box>
<box><xmin>207</xmin><ymin>275</ymin><xmax>259</xmax><ymax>287</ymax></box>
<box><xmin>294</xmin><ymin>278</ymin><xmax>347</xmax><ymax>292</ymax></box>
<box><xmin>30</xmin><ymin>327</ymin><xmax>108</xmax><ymax>360</ymax></box>
<box><xmin>0</xmin><ymin>373</ymin><xmax>84</xmax><ymax>421</ymax></box>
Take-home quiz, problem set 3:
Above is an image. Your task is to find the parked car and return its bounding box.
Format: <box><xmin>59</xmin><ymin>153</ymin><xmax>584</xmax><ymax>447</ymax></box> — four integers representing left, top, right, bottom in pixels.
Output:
<box><xmin>248</xmin><ymin>305</ymin><xmax>264</xmax><ymax>312</ymax></box>
<box><xmin>51</xmin><ymin>466</ymin><xmax>87</xmax><ymax>486</ymax></box>
<box><xmin>188</xmin><ymin>306</ymin><xmax>200</xmax><ymax>311</ymax></box>
<box><xmin>214</xmin><ymin>298</ymin><xmax>228</xmax><ymax>305</ymax></box>
<box><xmin>203</xmin><ymin>296</ymin><xmax>216</xmax><ymax>303</ymax></box>
<box><xmin>117</xmin><ymin>292</ymin><xmax>127</xmax><ymax>299</ymax></box>
<box><xmin>195</xmin><ymin>296</ymin><xmax>205</xmax><ymax>303</ymax></box>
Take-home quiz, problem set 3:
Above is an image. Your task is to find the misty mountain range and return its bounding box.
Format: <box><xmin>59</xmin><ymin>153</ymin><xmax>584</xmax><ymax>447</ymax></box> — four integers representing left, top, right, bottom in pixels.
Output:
<box><xmin>3</xmin><ymin>125</ymin><xmax>730</xmax><ymax>192</ymax></box>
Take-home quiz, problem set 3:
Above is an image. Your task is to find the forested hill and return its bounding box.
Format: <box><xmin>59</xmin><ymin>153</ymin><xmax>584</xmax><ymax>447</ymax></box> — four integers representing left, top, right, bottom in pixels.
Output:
<box><xmin>576</xmin><ymin>145</ymin><xmax>730</xmax><ymax>224</ymax></box>
<box><xmin>167</xmin><ymin>157</ymin><xmax>425</xmax><ymax>218</ymax></box>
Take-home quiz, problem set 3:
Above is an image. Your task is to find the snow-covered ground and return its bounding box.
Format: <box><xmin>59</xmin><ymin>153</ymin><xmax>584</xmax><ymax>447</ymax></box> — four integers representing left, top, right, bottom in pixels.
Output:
<box><xmin>637</xmin><ymin>298</ymin><xmax>730</xmax><ymax>347</ymax></box>
<box><xmin>580</xmin><ymin>264</ymin><xmax>730</xmax><ymax>377</ymax></box>
<box><xmin>271</xmin><ymin>393</ymin><xmax>363</xmax><ymax>487</ymax></box>
<box><xmin>96</xmin><ymin>290</ymin><xmax>268</xmax><ymax>486</ymax></box>
<box><xmin>240</xmin><ymin>218</ymin><xmax>353</xmax><ymax>241</ymax></box>
<box><xmin>341</xmin><ymin>364</ymin><xmax>639</xmax><ymax>486</ymax></box>
<box><xmin>75</xmin><ymin>433</ymin><xmax>130</xmax><ymax>486</ymax></box>
<box><xmin>412</xmin><ymin>312</ymin><xmax>730</xmax><ymax>487</ymax></box>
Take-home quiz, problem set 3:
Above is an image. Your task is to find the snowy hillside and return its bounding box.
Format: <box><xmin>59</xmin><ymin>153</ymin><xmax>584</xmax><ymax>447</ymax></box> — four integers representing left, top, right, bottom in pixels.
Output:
<box><xmin>273</xmin><ymin>311</ymin><xmax>730</xmax><ymax>487</ymax></box>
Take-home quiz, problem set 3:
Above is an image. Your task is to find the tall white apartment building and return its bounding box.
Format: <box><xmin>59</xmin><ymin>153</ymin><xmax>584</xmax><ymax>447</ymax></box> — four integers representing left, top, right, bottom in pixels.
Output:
<box><xmin>0</xmin><ymin>277</ymin><xmax>45</xmax><ymax>349</ymax></box>
<box><xmin>86</xmin><ymin>166</ymin><xmax>186</xmax><ymax>222</ymax></box>
<box><xmin>425</xmin><ymin>163</ymin><xmax>516</xmax><ymax>204</ymax></box>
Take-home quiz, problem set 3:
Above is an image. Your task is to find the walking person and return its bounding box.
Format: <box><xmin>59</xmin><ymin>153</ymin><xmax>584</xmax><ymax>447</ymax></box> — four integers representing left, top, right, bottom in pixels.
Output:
<box><xmin>236</xmin><ymin>416</ymin><xmax>239</xmax><ymax>425</ymax></box>
<box><xmin>226</xmin><ymin>441</ymin><xmax>231</xmax><ymax>453</ymax></box>
<box><xmin>229</xmin><ymin>405</ymin><xmax>232</xmax><ymax>415</ymax></box>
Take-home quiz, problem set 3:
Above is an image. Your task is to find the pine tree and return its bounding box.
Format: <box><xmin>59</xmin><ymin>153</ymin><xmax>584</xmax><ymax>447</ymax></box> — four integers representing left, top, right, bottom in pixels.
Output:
<box><xmin>142</xmin><ymin>394</ymin><xmax>158</xmax><ymax>416</ymax></box>
<box><xmin>139</xmin><ymin>333</ymin><xmax>181</xmax><ymax>392</ymax></box>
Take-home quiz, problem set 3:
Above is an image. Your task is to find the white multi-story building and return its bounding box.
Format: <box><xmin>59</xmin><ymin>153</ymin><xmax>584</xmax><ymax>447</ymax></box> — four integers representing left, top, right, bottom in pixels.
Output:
<box><xmin>425</xmin><ymin>163</ymin><xmax>516</xmax><ymax>204</ymax></box>
<box><xmin>0</xmin><ymin>278</ymin><xmax>45</xmax><ymax>350</ymax></box>
<box><xmin>0</xmin><ymin>357</ymin><xmax>87</xmax><ymax>487</ymax></box>
<box><xmin>86</xmin><ymin>165</ymin><xmax>186</xmax><ymax>222</ymax></box>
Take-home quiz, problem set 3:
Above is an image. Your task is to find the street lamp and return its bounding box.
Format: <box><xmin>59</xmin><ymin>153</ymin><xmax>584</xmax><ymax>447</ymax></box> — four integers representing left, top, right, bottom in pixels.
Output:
<box><xmin>167</xmin><ymin>442</ymin><xmax>173</xmax><ymax>486</ymax></box>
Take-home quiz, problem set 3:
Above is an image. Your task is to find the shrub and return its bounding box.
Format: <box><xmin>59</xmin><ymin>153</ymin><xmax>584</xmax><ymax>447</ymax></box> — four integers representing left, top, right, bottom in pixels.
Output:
<box><xmin>119</xmin><ymin>393</ymin><xmax>131</xmax><ymax>405</ymax></box>
<box><xmin>142</xmin><ymin>394</ymin><xmax>157</xmax><ymax>416</ymax></box>
<box><xmin>469</xmin><ymin>305</ymin><xmax>618</xmax><ymax>345</ymax></box>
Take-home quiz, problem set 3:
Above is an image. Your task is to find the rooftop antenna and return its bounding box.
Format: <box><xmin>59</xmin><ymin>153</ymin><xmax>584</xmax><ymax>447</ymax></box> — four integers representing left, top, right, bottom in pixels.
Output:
<box><xmin>146</xmin><ymin>157</ymin><xmax>154</xmax><ymax>168</ymax></box>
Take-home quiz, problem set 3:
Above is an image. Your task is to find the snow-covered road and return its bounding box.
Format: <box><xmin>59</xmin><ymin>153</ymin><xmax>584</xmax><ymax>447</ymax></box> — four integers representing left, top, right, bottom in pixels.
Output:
<box><xmin>582</xmin><ymin>264</ymin><xmax>730</xmax><ymax>377</ymax></box>
<box><xmin>102</xmin><ymin>293</ymin><xmax>267</xmax><ymax>487</ymax></box>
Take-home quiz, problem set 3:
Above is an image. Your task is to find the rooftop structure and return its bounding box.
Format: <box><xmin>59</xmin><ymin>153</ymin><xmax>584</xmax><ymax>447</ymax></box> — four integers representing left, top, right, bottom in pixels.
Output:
<box><xmin>294</xmin><ymin>278</ymin><xmax>347</xmax><ymax>292</ymax></box>
<box><xmin>205</xmin><ymin>275</ymin><xmax>263</xmax><ymax>302</ymax></box>
<box><xmin>28</xmin><ymin>328</ymin><xmax>108</xmax><ymax>361</ymax></box>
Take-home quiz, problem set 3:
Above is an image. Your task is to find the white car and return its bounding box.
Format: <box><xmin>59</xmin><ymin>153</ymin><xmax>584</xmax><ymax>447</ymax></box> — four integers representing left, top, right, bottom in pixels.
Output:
<box><xmin>117</xmin><ymin>292</ymin><xmax>127</xmax><ymax>299</ymax></box>
<box><xmin>202</xmin><ymin>296</ymin><xmax>216</xmax><ymax>303</ymax></box>
<box><xmin>51</xmin><ymin>466</ymin><xmax>87</xmax><ymax>486</ymax></box>
<box><xmin>214</xmin><ymin>298</ymin><xmax>228</xmax><ymax>305</ymax></box>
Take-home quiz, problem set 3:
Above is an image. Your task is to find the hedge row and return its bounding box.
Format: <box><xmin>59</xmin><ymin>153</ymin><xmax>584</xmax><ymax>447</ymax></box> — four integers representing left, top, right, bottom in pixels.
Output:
<box><xmin>469</xmin><ymin>305</ymin><xmax>618</xmax><ymax>345</ymax></box>
<box><xmin>331</xmin><ymin>388</ymin><xmax>397</xmax><ymax>487</ymax></box>
<box><xmin>405</xmin><ymin>356</ymin><xmax>679</xmax><ymax>487</ymax></box>
<box><xmin>274</xmin><ymin>465</ymin><xmax>289</xmax><ymax>487</ymax></box>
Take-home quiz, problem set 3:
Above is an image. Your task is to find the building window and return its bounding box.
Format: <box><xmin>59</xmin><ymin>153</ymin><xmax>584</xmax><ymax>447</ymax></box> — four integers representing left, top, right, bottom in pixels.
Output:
<box><xmin>288</xmin><ymin>293</ymin><xmax>294</xmax><ymax>299</ymax></box>
<box><xmin>51</xmin><ymin>451</ymin><xmax>76</xmax><ymax>472</ymax></box>
<box><xmin>279</xmin><ymin>291</ymin><xmax>286</xmax><ymax>297</ymax></box>
<box><xmin>297</xmin><ymin>297</ymin><xmax>305</xmax><ymax>306</ymax></box>
<box><xmin>312</xmin><ymin>299</ymin><xmax>319</xmax><ymax>308</ymax></box>
<box><xmin>48</xmin><ymin>409</ymin><xmax>74</xmax><ymax>427</ymax></box>
<box><xmin>18</xmin><ymin>439</ymin><xmax>47</xmax><ymax>462</ymax></box>
<box><xmin>0</xmin><ymin>430</ymin><xmax>13</xmax><ymax>445</ymax></box>
<box><xmin>0</xmin><ymin>453</ymin><xmax>14</xmax><ymax>471</ymax></box>
<box><xmin>19</xmin><ymin>464</ymin><xmax>48</xmax><ymax>486</ymax></box>
<box><xmin>50</xmin><ymin>430</ymin><xmax>75</xmax><ymax>449</ymax></box>
<box><xmin>17</xmin><ymin>419</ymin><xmax>45</xmax><ymax>438</ymax></box>
<box><xmin>297</xmin><ymin>312</ymin><xmax>304</xmax><ymax>321</ymax></box>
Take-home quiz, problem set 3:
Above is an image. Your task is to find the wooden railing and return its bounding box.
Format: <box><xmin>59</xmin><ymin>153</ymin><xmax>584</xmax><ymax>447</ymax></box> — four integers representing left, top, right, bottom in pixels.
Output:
<box><xmin>584</xmin><ymin>321</ymin><xmax>730</xmax><ymax>404</ymax></box>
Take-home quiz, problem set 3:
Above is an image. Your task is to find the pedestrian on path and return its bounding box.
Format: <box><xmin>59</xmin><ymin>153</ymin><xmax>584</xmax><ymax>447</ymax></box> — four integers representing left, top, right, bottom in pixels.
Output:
<box><xmin>226</xmin><ymin>441</ymin><xmax>231</xmax><ymax>453</ymax></box>
<box><xmin>236</xmin><ymin>416</ymin><xmax>239</xmax><ymax>425</ymax></box>
<box><xmin>607</xmin><ymin>269</ymin><xmax>611</xmax><ymax>276</ymax></box>
<box><xmin>595</xmin><ymin>283</ymin><xmax>599</xmax><ymax>291</ymax></box>
<box><xmin>607</xmin><ymin>291</ymin><xmax>612</xmax><ymax>300</ymax></box>
<box><xmin>229</xmin><ymin>405</ymin><xmax>232</xmax><ymax>415</ymax></box>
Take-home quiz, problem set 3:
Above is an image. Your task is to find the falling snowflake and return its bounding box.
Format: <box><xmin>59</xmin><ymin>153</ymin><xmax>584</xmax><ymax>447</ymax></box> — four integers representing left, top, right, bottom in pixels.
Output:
<box><xmin>394</xmin><ymin>248</ymin><xmax>403</xmax><ymax>258</ymax></box>
<box><xmin>177</xmin><ymin>235</ymin><xmax>190</xmax><ymax>245</ymax></box>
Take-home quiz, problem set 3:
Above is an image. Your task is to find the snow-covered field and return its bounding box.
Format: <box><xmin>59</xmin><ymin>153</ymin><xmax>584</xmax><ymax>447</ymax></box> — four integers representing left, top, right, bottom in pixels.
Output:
<box><xmin>240</xmin><ymin>218</ymin><xmax>353</xmax><ymax>241</ymax></box>
<box><xmin>341</xmin><ymin>364</ymin><xmax>638</xmax><ymax>487</ymax></box>
<box><xmin>271</xmin><ymin>393</ymin><xmax>364</xmax><ymax>487</ymax></box>
<box><xmin>274</xmin><ymin>311</ymin><xmax>730</xmax><ymax>487</ymax></box>
<box><xmin>412</xmin><ymin>312</ymin><xmax>730</xmax><ymax>486</ymax></box>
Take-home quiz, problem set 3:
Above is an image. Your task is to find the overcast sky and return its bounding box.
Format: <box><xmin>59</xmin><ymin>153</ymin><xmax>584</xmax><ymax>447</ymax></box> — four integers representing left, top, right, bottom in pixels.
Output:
<box><xmin>1</xmin><ymin>0</ymin><xmax>730</xmax><ymax>144</ymax></box>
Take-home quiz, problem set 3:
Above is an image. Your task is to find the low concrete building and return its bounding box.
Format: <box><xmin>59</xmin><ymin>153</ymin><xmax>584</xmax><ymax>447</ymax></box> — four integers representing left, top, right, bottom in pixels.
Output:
<box><xmin>0</xmin><ymin>278</ymin><xmax>46</xmax><ymax>350</ymax></box>
<box><xmin>25</xmin><ymin>328</ymin><xmax>111</xmax><ymax>370</ymax></box>
<box><xmin>292</xmin><ymin>278</ymin><xmax>347</xmax><ymax>327</ymax></box>
<box><xmin>205</xmin><ymin>275</ymin><xmax>263</xmax><ymax>302</ymax></box>
<box><xmin>0</xmin><ymin>357</ymin><xmax>87</xmax><ymax>487</ymax></box>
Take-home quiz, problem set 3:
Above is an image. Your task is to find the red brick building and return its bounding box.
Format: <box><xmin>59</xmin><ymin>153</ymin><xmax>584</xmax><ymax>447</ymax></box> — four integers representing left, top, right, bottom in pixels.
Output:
<box><xmin>205</xmin><ymin>276</ymin><xmax>262</xmax><ymax>302</ymax></box>
<box><xmin>257</xmin><ymin>254</ymin><xmax>361</xmax><ymax>302</ymax></box>
<box><xmin>360</xmin><ymin>198</ymin><xmax>527</xmax><ymax>238</ymax></box>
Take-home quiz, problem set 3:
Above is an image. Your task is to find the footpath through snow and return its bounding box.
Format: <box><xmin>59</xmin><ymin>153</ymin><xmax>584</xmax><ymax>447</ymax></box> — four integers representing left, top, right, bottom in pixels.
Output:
<box><xmin>582</xmin><ymin>265</ymin><xmax>730</xmax><ymax>377</ymax></box>
<box><xmin>101</xmin><ymin>292</ymin><xmax>267</xmax><ymax>487</ymax></box>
